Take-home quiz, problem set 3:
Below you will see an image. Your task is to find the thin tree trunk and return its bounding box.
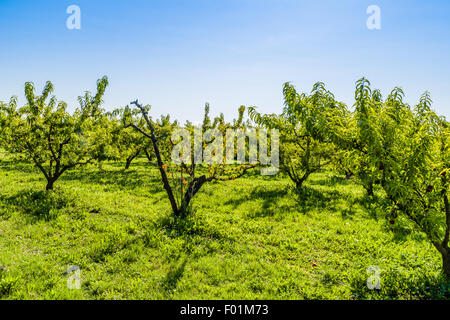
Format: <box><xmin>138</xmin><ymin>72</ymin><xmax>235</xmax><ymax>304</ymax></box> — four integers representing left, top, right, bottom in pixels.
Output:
<box><xmin>130</xmin><ymin>100</ymin><xmax>179</xmax><ymax>216</ymax></box>
<box><xmin>180</xmin><ymin>176</ymin><xmax>207</xmax><ymax>215</ymax></box>
<box><xmin>125</xmin><ymin>159</ymin><xmax>132</xmax><ymax>170</ymax></box>
<box><xmin>295</xmin><ymin>172</ymin><xmax>310</xmax><ymax>190</ymax></box>
<box><xmin>125</xmin><ymin>151</ymin><xmax>139</xmax><ymax>170</ymax></box>
<box><xmin>144</xmin><ymin>149</ymin><xmax>153</xmax><ymax>162</ymax></box>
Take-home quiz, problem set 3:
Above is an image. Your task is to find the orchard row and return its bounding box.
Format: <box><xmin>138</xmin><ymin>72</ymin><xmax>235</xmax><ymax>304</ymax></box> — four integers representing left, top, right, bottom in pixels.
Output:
<box><xmin>0</xmin><ymin>77</ymin><xmax>449</xmax><ymax>276</ymax></box>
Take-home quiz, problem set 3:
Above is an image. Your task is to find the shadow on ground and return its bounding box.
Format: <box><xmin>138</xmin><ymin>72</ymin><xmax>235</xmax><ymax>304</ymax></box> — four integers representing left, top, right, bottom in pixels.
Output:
<box><xmin>60</xmin><ymin>167</ymin><xmax>163</xmax><ymax>193</ymax></box>
<box><xmin>0</xmin><ymin>189</ymin><xmax>76</xmax><ymax>223</ymax></box>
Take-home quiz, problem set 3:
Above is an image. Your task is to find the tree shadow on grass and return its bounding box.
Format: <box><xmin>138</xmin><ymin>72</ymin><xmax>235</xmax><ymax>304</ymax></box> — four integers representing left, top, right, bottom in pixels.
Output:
<box><xmin>350</xmin><ymin>267</ymin><xmax>450</xmax><ymax>300</ymax></box>
<box><xmin>0</xmin><ymin>159</ymin><xmax>40</xmax><ymax>175</ymax></box>
<box><xmin>151</xmin><ymin>214</ymin><xmax>234</xmax><ymax>297</ymax></box>
<box><xmin>0</xmin><ymin>189</ymin><xmax>76</xmax><ymax>223</ymax></box>
<box><xmin>350</xmin><ymin>192</ymin><xmax>427</xmax><ymax>244</ymax></box>
<box><xmin>106</xmin><ymin>159</ymin><xmax>156</xmax><ymax>171</ymax></box>
<box><xmin>352</xmin><ymin>193</ymin><xmax>384</xmax><ymax>221</ymax></box>
<box><xmin>224</xmin><ymin>186</ymin><xmax>289</xmax><ymax>209</ymax></box>
<box><xmin>307</xmin><ymin>174</ymin><xmax>354</xmax><ymax>187</ymax></box>
<box><xmin>306</xmin><ymin>173</ymin><xmax>390</xmax><ymax>222</ymax></box>
<box><xmin>346</xmin><ymin>192</ymin><xmax>432</xmax><ymax>246</ymax></box>
<box><xmin>156</xmin><ymin>214</ymin><xmax>231</xmax><ymax>242</ymax></box>
<box><xmin>293</xmin><ymin>186</ymin><xmax>343</xmax><ymax>213</ymax></box>
<box><xmin>162</xmin><ymin>258</ymin><xmax>188</xmax><ymax>297</ymax></box>
<box><xmin>225</xmin><ymin>184</ymin><xmax>345</xmax><ymax>218</ymax></box>
<box><xmin>379</xmin><ymin>216</ymin><xmax>430</xmax><ymax>245</ymax></box>
<box><xmin>60</xmin><ymin>168</ymin><xmax>163</xmax><ymax>193</ymax></box>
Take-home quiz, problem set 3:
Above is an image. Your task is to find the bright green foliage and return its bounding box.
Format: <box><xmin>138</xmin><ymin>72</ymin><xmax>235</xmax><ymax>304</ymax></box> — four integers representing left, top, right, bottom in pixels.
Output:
<box><xmin>330</xmin><ymin>149</ymin><xmax>357</xmax><ymax>180</ymax></box>
<box><xmin>0</xmin><ymin>77</ymin><xmax>110</xmax><ymax>190</ymax></box>
<box><xmin>154</xmin><ymin>114</ymin><xmax>180</xmax><ymax>161</ymax></box>
<box><xmin>353</xmin><ymin>80</ymin><xmax>450</xmax><ymax>276</ymax></box>
<box><xmin>2</xmin><ymin>75</ymin><xmax>450</xmax><ymax>295</ymax></box>
<box><xmin>124</xmin><ymin>102</ymin><xmax>257</xmax><ymax>216</ymax></box>
<box><xmin>113</xmin><ymin>106</ymin><xmax>179</xmax><ymax>171</ymax></box>
<box><xmin>327</xmin><ymin>79</ymin><xmax>385</xmax><ymax>196</ymax></box>
<box><xmin>249</xmin><ymin>82</ymin><xmax>342</xmax><ymax>189</ymax></box>
<box><xmin>108</xmin><ymin>108</ymin><xmax>151</xmax><ymax>170</ymax></box>
<box><xmin>0</xmin><ymin>101</ymin><xmax>7</xmax><ymax>147</ymax></box>
<box><xmin>350</xmin><ymin>79</ymin><xmax>386</xmax><ymax>196</ymax></box>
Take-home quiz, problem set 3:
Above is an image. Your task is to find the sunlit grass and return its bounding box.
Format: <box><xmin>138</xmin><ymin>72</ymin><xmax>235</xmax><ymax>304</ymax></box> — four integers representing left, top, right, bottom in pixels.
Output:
<box><xmin>0</xmin><ymin>152</ymin><xmax>449</xmax><ymax>300</ymax></box>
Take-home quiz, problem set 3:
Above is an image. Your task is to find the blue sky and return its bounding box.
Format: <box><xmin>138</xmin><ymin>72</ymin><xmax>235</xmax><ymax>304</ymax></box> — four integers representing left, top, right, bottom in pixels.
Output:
<box><xmin>1</xmin><ymin>0</ymin><xmax>450</xmax><ymax>122</ymax></box>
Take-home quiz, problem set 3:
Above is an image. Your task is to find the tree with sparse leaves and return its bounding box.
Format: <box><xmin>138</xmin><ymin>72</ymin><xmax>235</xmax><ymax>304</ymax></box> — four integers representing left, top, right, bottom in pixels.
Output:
<box><xmin>123</xmin><ymin>100</ymin><xmax>257</xmax><ymax>216</ymax></box>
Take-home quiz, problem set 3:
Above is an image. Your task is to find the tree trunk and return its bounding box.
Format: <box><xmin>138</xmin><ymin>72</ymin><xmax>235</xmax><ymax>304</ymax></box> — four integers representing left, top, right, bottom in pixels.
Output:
<box><xmin>442</xmin><ymin>250</ymin><xmax>450</xmax><ymax>278</ymax></box>
<box><xmin>144</xmin><ymin>149</ymin><xmax>153</xmax><ymax>162</ymax></box>
<box><xmin>180</xmin><ymin>176</ymin><xmax>207</xmax><ymax>216</ymax></box>
<box><xmin>46</xmin><ymin>179</ymin><xmax>54</xmax><ymax>191</ymax></box>
<box><xmin>125</xmin><ymin>151</ymin><xmax>140</xmax><ymax>170</ymax></box>
<box><xmin>125</xmin><ymin>157</ymin><xmax>133</xmax><ymax>170</ymax></box>
<box><xmin>295</xmin><ymin>172</ymin><xmax>310</xmax><ymax>190</ymax></box>
<box><xmin>131</xmin><ymin>100</ymin><xmax>179</xmax><ymax>216</ymax></box>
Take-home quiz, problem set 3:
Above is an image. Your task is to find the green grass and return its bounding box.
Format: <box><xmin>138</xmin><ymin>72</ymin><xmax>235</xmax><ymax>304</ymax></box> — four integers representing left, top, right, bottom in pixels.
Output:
<box><xmin>0</xmin><ymin>152</ymin><xmax>449</xmax><ymax>300</ymax></box>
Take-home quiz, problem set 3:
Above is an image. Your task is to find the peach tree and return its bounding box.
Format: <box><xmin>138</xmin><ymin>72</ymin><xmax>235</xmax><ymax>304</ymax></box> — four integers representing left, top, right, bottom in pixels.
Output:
<box><xmin>108</xmin><ymin>107</ymin><xmax>152</xmax><ymax>170</ymax></box>
<box><xmin>123</xmin><ymin>100</ymin><xmax>257</xmax><ymax>216</ymax></box>
<box><xmin>352</xmin><ymin>79</ymin><xmax>450</xmax><ymax>277</ymax></box>
<box><xmin>323</xmin><ymin>79</ymin><xmax>386</xmax><ymax>196</ymax></box>
<box><xmin>249</xmin><ymin>82</ymin><xmax>341</xmax><ymax>189</ymax></box>
<box><xmin>0</xmin><ymin>77</ymin><xmax>111</xmax><ymax>190</ymax></box>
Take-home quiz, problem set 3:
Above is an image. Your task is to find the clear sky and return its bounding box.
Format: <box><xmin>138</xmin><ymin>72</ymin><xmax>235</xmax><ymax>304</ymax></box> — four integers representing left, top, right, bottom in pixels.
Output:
<box><xmin>1</xmin><ymin>0</ymin><xmax>450</xmax><ymax>122</ymax></box>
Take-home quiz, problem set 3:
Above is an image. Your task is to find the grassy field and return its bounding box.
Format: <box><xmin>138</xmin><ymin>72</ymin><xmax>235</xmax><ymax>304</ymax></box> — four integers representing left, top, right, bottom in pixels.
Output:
<box><xmin>0</xmin><ymin>151</ymin><xmax>449</xmax><ymax>300</ymax></box>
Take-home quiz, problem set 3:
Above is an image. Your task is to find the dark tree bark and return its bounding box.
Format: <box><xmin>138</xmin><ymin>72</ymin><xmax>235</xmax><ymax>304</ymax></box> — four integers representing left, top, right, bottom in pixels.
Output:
<box><xmin>144</xmin><ymin>149</ymin><xmax>153</xmax><ymax>162</ymax></box>
<box><xmin>46</xmin><ymin>179</ymin><xmax>54</xmax><ymax>191</ymax></box>
<box><xmin>127</xmin><ymin>100</ymin><xmax>179</xmax><ymax>216</ymax></box>
<box><xmin>179</xmin><ymin>175</ymin><xmax>208</xmax><ymax>215</ymax></box>
<box><xmin>125</xmin><ymin>150</ymin><xmax>140</xmax><ymax>170</ymax></box>
<box><xmin>296</xmin><ymin>180</ymin><xmax>305</xmax><ymax>190</ymax></box>
<box><xmin>124</xmin><ymin>159</ymin><xmax>132</xmax><ymax>170</ymax></box>
<box><xmin>287</xmin><ymin>169</ymin><xmax>310</xmax><ymax>190</ymax></box>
